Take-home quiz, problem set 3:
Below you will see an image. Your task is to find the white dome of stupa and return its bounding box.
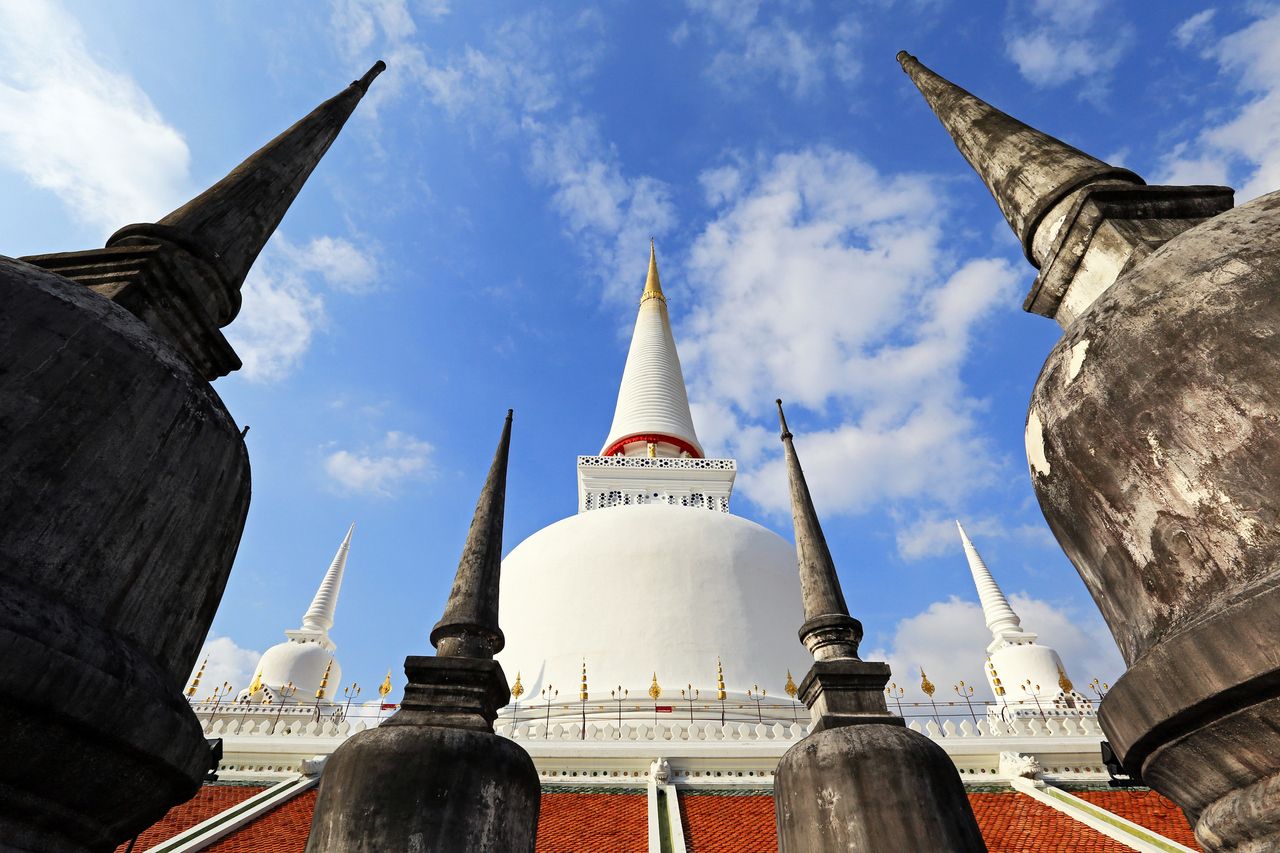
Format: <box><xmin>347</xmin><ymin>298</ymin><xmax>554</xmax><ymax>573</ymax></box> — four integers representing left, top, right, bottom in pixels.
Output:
<box><xmin>498</xmin><ymin>499</ymin><xmax>809</xmax><ymax>700</ymax></box>
<box><xmin>256</xmin><ymin>639</ymin><xmax>342</xmax><ymax>702</ymax></box>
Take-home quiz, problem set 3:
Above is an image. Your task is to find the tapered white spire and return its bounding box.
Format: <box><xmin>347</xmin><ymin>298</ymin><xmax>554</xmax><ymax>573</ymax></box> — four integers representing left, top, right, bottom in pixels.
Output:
<box><xmin>301</xmin><ymin>523</ymin><xmax>355</xmax><ymax>633</ymax></box>
<box><xmin>956</xmin><ymin>521</ymin><xmax>1034</xmax><ymax>653</ymax></box>
<box><xmin>600</xmin><ymin>242</ymin><xmax>704</xmax><ymax>458</ymax></box>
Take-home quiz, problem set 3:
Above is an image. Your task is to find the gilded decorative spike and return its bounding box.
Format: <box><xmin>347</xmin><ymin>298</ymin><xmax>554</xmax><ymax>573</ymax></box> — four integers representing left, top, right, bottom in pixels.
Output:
<box><xmin>186</xmin><ymin>658</ymin><xmax>208</xmax><ymax>698</ymax></box>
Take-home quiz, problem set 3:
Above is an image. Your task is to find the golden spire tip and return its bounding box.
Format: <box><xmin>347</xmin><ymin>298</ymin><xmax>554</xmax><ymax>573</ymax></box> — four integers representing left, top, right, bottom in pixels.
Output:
<box><xmin>641</xmin><ymin>239</ymin><xmax>665</xmax><ymax>305</ymax></box>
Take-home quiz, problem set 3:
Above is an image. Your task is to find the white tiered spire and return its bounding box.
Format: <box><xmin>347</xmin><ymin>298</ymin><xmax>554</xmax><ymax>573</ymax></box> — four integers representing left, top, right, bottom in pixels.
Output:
<box><xmin>956</xmin><ymin>521</ymin><xmax>1035</xmax><ymax>653</ymax></box>
<box><xmin>600</xmin><ymin>242</ymin><xmax>704</xmax><ymax>459</ymax></box>
<box><xmin>300</xmin><ymin>523</ymin><xmax>354</xmax><ymax>634</ymax></box>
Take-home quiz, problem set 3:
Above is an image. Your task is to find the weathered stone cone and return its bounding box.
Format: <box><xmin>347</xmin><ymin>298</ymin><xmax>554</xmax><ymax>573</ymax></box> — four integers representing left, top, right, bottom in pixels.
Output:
<box><xmin>307</xmin><ymin>411</ymin><xmax>539</xmax><ymax>852</ymax></box>
<box><xmin>772</xmin><ymin>401</ymin><xmax>986</xmax><ymax>852</ymax></box>
<box><xmin>900</xmin><ymin>51</ymin><xmax>1280</xmax><ymax>853</ymax></box>
<box><xmin>0</xmin><ymin>63</ymin><xmax>379</xmax><ymax>853</ymax></box>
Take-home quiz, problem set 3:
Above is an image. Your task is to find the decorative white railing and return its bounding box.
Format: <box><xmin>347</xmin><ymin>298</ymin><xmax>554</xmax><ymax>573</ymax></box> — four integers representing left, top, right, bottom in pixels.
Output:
<box><xmin>193</xmin><ymin>699</ymin><xmax>1103</xmax><ymax>744</ymax></box>
<box><xmin>577</xmin><ymin>456</ymin><xmax>736</xmax><ymax>471</ymax></box>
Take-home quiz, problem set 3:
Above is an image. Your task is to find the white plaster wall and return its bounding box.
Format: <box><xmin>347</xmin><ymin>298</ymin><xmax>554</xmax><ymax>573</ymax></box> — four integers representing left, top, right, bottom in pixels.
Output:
<box><xmin>498</xmin><ymin>504</ymin><xmax>810</xmax><ymax>700</ymax></box>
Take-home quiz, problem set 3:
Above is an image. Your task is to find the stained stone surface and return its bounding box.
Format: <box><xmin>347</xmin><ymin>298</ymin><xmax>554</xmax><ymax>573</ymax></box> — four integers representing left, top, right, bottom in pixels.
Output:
<box><xmin>1024</xmin><ymin>190</ymin><xmax>1280</xmax><ymax>850</ymax></box>
<box><xmin>775</xmin><ymin>724</ymin><xmax>987</xmax><ymax>852</ymax></box>
<box><xmin>0</xmin><ymin>256</ymin><xmax>250</xmax><ymax>851</ymax></box>
<box><xmin>307</xmin><ymin>711</ymin><xmax>540</xmax><ymax>852</ymax></box>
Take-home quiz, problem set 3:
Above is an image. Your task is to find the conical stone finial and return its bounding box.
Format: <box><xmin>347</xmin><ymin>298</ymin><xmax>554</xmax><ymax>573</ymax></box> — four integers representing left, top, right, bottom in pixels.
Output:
<box><xmin>777</xmin><ymin>399</ymin><xmax>861</xmax><ymax>661</ymax></box>
<box><xmin>301</xmin><ymin>523</ymin><xmax>355</xmax><ymax>634</ymax></box>
<box><xmin>109</xmin><ymin>60</ymin><xmax>386</xmax><ymax>309</ymax></box>
<box><xmin>773</xmin><ymin>400</ymin><xmax>986</xmax><ymax>849</ymax></box>
<box><xmin>896</xmin><ymin>51</ymin><xmax>1141</xmax><ymax>265</ymax></box>
<box><xmin>20</xmin><ymin>61</ymin><xmax>385</xmax><ymax>381</ymax></box>
<box><xmin>430</xmin><ymin>410</ymin><xmax>513</xmax><ymax>659</ymax></box>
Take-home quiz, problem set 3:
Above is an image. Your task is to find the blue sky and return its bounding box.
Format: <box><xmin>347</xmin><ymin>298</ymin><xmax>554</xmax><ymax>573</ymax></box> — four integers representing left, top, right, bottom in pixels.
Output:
<box><xmin>4</xmin><ymin>0</ymin><xmax>1276</xmax><ymax>704</ymax></box>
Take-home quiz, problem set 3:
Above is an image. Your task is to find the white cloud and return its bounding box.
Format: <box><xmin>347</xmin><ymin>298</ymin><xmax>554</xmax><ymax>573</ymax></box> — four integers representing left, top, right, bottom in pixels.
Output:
<box><xmin>0</xmin><ymin>0</ymin><xmax>189</xmax><ymax>235</ymax></box>
<box><xmin>1174</xmin><ymin>8</ymin><xmax>1216</xmax><ymax>48</ymax></box>
<box><xmin>331</xmin><ymin>0</ymin><xmax>424</xmax><ymax>64</ymax></box>
<box><xmin>282</xmin><ymin>235</ymin><xmax>380</xmax><ymax>293</ymax></box>
<box><xmin>679</xmin><ymin>148</ymin><xmax>1020</xmax><ymax>517</ymax></box>
<box><xmin>528</xmin><ymin>118</ymin><xmax>678</xmax><ymax>301</ymax></box>
<box><xmin>868</xmin><ymin>594</ymin><xmax>1124</xmax><ymax>709</ymax></box>
<box><xmin>894</xmin><ymin>514</ymin><xmax>1056</xmax><ymax>561</ymax></box>
<box><xmin>187</xmin><ymin>635</ymin><xmax>262</xmax><ymax>700</ymax></box>
<box><xmin>1159</xmin><ymin>7</ymin><xmax>1280</xmax><ymax>201</ymax></box>
<box><xmin>680</xmin><ymin>2</ymin><xmax>861</xmax><ymax>97</ymax></box>
<box><xmin>1004</xmin><ymin>0</ymin><xmax>1132</xmax><ymax>97</ymax></box>
<box><xmin>226</xmin><ymin>244</ymin><xmax>328</xmax><ymax>383</ymax></box>
<box><xmin>324</xmin><ymin>431</ymin><xmax>434</xmax><ymax>496</ymax></box>
<box><xmin>353</xmin><ymin>8</ymin><xmax>672</xmax><ymax>298</ymax></box>
<box><xmin>224</xmin><ymin>233</ymin><xmax>379</xmax><ymax>382</ymax></box>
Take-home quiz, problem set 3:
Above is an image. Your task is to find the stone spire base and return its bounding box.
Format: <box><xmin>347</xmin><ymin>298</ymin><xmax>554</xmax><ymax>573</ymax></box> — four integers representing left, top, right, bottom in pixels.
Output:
<box><xmin>307</xmin><ymin>657</ymin><xmax>538</xmax><ymax>852</ymax></box>
<box><xmin>394</xmin><ymin>655</ymin><xmax>510</xmax><ymax>732</ymax></box>
<box><xmin>776</xmin><ymin>724</ymin><xmax>987</xmax><ymax>852</ymax></box>
<box><xmin>782</xmin><ymin>658</ymin><xmax>986</xmax><ymax>850</ymax></box>
<box><xmin>798</xmin><ymin>659</ymin><xmax>901</xmax><ymax>733</ymax></box>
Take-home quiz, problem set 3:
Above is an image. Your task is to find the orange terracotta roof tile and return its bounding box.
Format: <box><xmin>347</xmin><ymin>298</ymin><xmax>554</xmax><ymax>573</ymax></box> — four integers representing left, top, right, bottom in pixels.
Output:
<box><xmin>202</xmin><ymin>788</ymin><xmax>318</xmax><ymax>853</ymax></box>
<box><xmin>1074</xmin><ymin>789</ymin><xmax>1201</xmax><ymax>850</ymax></box>
<box><xmin>969</xmin><ymin>791</ymin><xmax>1130</xmax><ymax>853</ymax></box>
<box><xmin>680</xmin><ymin>792</ymin><xmax>777</xmax><ymax>853</ymax></box>
<box><xmin>113</xmin><ymin>784</ymin><xmax>265</xmax><ymax>852</ymax></box>
<box><xmin>115</xmin><ymin>780</ymin><xmax>1200</xmax><ymax>852</ymax></box>
<box><xmin>537</xmin><ymin>791</ymin><xmax>647</xmax><ymax>852</ymax></box>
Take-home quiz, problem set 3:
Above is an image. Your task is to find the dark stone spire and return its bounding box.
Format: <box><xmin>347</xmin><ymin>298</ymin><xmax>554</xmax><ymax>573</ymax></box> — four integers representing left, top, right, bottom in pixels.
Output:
<box><xmin>777</xmin><ymin>400</ymin><xmax>861</xmax><ymax>661</ymax></box>
<box><xmin>21</xmin><ymin>61</ymin><xmax>384</xmax><ymax>380</ymax></box>
<box><xmin>896</xmin><ymin>51</ymin><xmax>1141</xmax><ymax>264</ymax></box>
<box><xmin>773</xmin><ymin>400</ymin><xmax>986</xmax><ymax>849</ymax></box>
<box><xmin>307</xmin><ymin>409</ymin><xmax>540</xmax><ymax>852</ymax></box>
<box><xmin>109</xmin><ymin>60</ymin><xmax>385</xmax><ymax>305</ymax></box>
<box><xmin>430</xmin><ymin>409</ymin><xmax>512</xmax><ymax>659</ymax></box>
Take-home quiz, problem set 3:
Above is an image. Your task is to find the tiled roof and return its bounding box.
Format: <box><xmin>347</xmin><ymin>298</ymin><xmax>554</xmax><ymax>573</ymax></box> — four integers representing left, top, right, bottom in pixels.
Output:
<box><xmin>113</xmin><ymin>784</ymin><xmax>265</xmax><ymax>852</ymax></box>
<box><xmin>117</xmin><ymin>782</ymin><xmax>1201</xmax><ymax>852</ymax></box>
<box><xmin>1073</xmin><ymin>790</ymin><xmax>1201</xmax><ymax>851</ymax></box>
<box><xmin>203</xmin><ymin>789</ymin><xmax>318</xmax><ymax>853</ymax></box>
<box><xmin>969</xmin><ymin>792</ymin><xmax>1130</xmax><ymax>852</ymax></box>
<box><xmin>680</xmin><ymin>792</ymin><xmax>777</xmax><ymax>853</ymax></box>
<box><xmin>674</xmin><ymin>791</ymin><xmax>1143</xmax><ymax>853</ymax></box>
<box><xmin>537</xmin><ymin>791</ymin><xmax>647</xmax><ymax>852</ymax></box>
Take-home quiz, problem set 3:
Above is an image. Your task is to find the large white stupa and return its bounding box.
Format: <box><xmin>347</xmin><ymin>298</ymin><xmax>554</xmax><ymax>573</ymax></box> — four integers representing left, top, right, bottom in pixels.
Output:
<box><xmin>497</xmin><ymin>244</ymin><xmax>810</xmax><ymax>704</ymax></box>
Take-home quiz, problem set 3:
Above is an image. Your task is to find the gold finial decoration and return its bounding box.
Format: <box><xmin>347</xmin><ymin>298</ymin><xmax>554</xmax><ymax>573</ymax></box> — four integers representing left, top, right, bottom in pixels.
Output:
<box><xmin>641</xmin><ymin>240</ymin><xmax>666</xmax><ymax>305</ymax></box>
<box><xmin>580</xmin><ymin>660</ymin><xmax>589</xmax><ymax>702</ymax></box>
<box><xmin>511</xmin><ymin>671</ymin><xmax>524</xmax><ymax>700</ymax></box>
<box><xmin>716</xmin><ymin>658</ymin><xmax>726</xmax><ymax>701</ymax></box>
<box><xmin>646</xmin><ymin>441</ymin><xmax>657</xmax><ymax>458</ymax></box>
<box><xmin>247</xmin><ymin>670</ymin><xmax>263</xmax><ymax>696</ymax></box>
<box><xmin>987</xmin><ymin>658</ymin><xmax>1006</xmax><ymax>695</ymax></box>
<box><xmin>649</xmin><ymin>672</ymin><xmax>662</xmax><ymax>701</ymax></box>
<box><xmin>186</xmin><ymin>657</ymin><xmax>207</xmax><ymax>698</ymax></box>
<box><xmin>1057</xmin><ymin>665</ymin><xmax>1074</xmax><ymax>694</ymax></box>
<box><xmin>316</xmin><ymin>658</ymin><xmax>334</xmax><ymax>701</ymax></box>
<box><xmin>920</xmin><ymin>668</ymin><xmax>936</xmax><ymax>698</ymax></box>
<box><xmin>378</xmin><ymin>669</ymin><xmax>393</xmax><ymax>699</ymax></box>
<box><xmin>784</xmin><ymin>670</ymin><xmax>798</xmax><ymax>699</ymax></box>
